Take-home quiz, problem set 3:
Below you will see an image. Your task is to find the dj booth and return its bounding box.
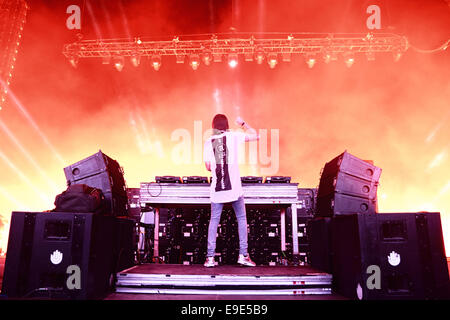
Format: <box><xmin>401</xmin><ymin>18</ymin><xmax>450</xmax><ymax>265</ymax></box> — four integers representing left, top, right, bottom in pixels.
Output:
<box><xmin>115</xmin><ymin>178</ymin><xmax>332</xmax><ymax>296</ymax></box>
<box><xmin>139</xmin><ymin>180</ymin><xmax>302</xmax><ymax>262</ymax></box>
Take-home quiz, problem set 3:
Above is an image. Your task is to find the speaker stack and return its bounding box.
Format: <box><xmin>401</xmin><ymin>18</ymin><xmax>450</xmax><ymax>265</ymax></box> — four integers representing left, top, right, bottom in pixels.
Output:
<box><xmin>64</xmin><ymin>150</ymin><xmax>129</xmax><ymax>217</ymax></box>
<box><xmin>316</xmin><ymin>150</ymin><xmax>381</xmax><ymax>217</ymax></box>
<box><xmin>308</xmin><ymin>151</ymin><xmax>449</xmax><ymax>299</ymax></box>
<box><xmin>1</xmin><ymin>151</ymin><xmax>137</xmax><ymax>299</ymax></box>
<box><xmin>309</xmin><ymin>151</ymin><xmax>382</xmax><ymax>273</ymax></box>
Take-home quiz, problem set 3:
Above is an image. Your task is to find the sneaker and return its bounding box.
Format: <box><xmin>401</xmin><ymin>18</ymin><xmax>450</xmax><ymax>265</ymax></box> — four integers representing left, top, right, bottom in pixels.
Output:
<box><xmin>237</xmin><ymin>254</ymin><xmax>256</xmax><ymax>267</ymax></box>
<box><xmin>204</xmin><ymin>256</ymin><xmax>215</xmax><ymax>268</ymax></box>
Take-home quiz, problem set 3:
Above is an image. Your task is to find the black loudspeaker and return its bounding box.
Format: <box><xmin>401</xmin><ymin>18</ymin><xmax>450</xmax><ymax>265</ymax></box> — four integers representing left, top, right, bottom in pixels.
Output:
<box><xmin>316</xmin><ymin>151</ymin><xmax>381</xmax><ymax>217</ymax></box>
<box><xmin>308</xmin><ymin>217</ymin><xmax>332</xmax><ymax>273</ymax></box>
<box><xmin>1</xmin><ymin>212</ymin><xmax>123</xmax><ymax>299</ymax></box>
<box><xmin>331</xmin><ymin>212</ymin><xmax>449</xmax><ymax>300</ymax></box>
<box><xmin>114</xmin><ymin>217</ymin><xmax>136</xmax><ymax>272</ymax></box>
<box><xmin>318</xmin><ymin>171</ymin><xmax>378</xmax><ymax>199</ymax></box>
<box><xmin>320</xmin><ymin>151</ymin><xmax>381</xmax><ymax>182</ymax></box>
<box><xmin>64</xmin><ymin>150</ymin><xmax>128</xmax><ymax>217</ymax></box>
<box><xmin>316</xmin><ymin>193</ymin><xmax>377</xmax><ymax>216</ymax></box>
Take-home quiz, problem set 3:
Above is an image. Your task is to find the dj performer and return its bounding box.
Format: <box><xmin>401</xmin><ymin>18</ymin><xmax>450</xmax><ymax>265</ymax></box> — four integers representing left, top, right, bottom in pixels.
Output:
<box><xmin>203</xmin><ymin>114</ymin><xmax>260</xmax><ymax>267</ymax></box>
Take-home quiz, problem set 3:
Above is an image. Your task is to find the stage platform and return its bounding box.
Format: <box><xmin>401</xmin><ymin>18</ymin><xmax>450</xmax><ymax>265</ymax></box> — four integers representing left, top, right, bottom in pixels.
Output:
<box><xmin>114</xmin><ymin>263</ymin><xmax>332</xmax><ymax>296</ymax></box>
<box><xmin>1</xmin><ymin>257</ymin><xmax>450</xmax><ymax>299</ymax></box>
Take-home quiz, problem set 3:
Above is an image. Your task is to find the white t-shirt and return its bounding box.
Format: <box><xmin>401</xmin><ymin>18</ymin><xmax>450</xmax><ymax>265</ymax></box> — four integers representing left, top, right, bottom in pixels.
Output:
<box><xmin>204</xmin><ymin>131</ymin><xmax>246</xmax><ymax>203</ymax></box>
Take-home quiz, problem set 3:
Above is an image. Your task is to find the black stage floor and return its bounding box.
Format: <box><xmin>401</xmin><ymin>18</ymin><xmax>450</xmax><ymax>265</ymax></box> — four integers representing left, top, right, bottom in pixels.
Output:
<box><xmin>118</xmin><ymin>263</ymin><xmax>324</xmax><ymax>276</ymax></box>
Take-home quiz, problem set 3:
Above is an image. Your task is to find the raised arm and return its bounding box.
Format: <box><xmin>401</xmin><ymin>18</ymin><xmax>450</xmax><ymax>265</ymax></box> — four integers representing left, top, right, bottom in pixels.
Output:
<box><xmin>235</xmin><ymin>116</ymin><xmax>260</xmax><ymax>141</ymax></box>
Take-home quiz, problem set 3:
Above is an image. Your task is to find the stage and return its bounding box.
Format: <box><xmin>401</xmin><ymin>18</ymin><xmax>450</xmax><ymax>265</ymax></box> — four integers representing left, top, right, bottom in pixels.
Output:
<box><xmin>114</xmin><ymin>263</ymin><xmax>332</xmax><ymax>296</ymax></box>
<box><xmin>1</xmin><ymin>257</ymin><xmax>449</xmax><ymax>300</ymax></box>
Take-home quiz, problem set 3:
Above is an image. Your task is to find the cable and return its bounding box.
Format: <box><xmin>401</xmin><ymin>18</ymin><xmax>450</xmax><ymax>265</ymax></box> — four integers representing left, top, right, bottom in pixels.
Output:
<box><xmin>407</xmin><ymin>38</ymin><xmax>450</xmax><ymax>53</ymax></box>
<box><xmin>144</xmin><ymin>182</ymin><xmax>162</xmax><ymax>197</ymax></box>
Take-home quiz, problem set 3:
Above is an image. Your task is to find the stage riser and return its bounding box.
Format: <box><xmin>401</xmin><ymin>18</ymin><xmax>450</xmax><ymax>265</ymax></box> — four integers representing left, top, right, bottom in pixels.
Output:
<box><xmin>115</xmin><ymin>275</ymin><xmax>332</xmax><ymax>296</ymax></box>
<box><xmin>115</xmin><ymin>288</ymin><xmax>332</xmax><ymax>295</ymax></box>
<box><xmin>116</xmin><ymin>276</ymin><xmax>332</xmax><ymax>287</ymax></box>
<box><xmin>114</xmin><ymin>264</ymin><xmax>333</xmax><ymax>296</ymax></box>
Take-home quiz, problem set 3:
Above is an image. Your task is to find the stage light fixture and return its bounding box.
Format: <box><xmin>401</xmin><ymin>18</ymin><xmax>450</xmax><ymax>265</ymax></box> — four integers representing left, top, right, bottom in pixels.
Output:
<box><xmin>267</xmin><ymin>53</ymin><xmax>278</xmax><ymax>69</ymax></box>
<box><xmin>151</xmin><ymin>55</ymin><xmax>162</xmax><ymax>71</ymax></box>
<box><xmin>113</xmin><ymin>56</ymin><xmax>124</xmax><ymax>71</ymax></box>
<box><xmin>393</xmin><ymin>51</ymin><xmax>402</xmax><ymax>62</ymax></box>
<box><xmin>202</xmin><ymin>51</ymin><xmax>212</xmax><ymax>65</ymax></box>
<box><xmin>344</xmin><ymin>53</ymin><xmax>355</xmax><ymax>68</ymax></box>
<box><xmin>189</xmin><ymin>54</ymin><xmax>200</xmax><ymax>70</ymax></box>
<box><xmin>366</xmin><ymin>51</ymin><xmax>375</xmax><ymax>61</ymax></box>
<box><xmin>228</xmin><ymin>54</ymin><xmax>238</xmax><ymax>68</ymax></box>
<box><xmin>176</xmin><ymin>55</ymin><xmax>185</xmax><ymax>64</ymax></box>
<box><xmin>305</xmin><ymin>55</ymin><xmax>316</xmax><ymax>68</ymax></box>
<box><xmin>102</xmin><ymin>56</ymin><xmax>111</xmax><ymax>65</ymax></box>
<box><xmin>323</xmin><ymin>51</ymin><xmax>338</xmax><ymax>64</ymax></box>
<box><xmin>68</xmin><ymin>56</ymin><xmax>79</xmax><ymax>68</ymax></box>
<box><xmin>255</xmin><ymin>50</ymin><xmax>265</xmax><ymax>64</ymax></box>
<box><xmin>282</xmin><ymin>52</ymin><xmax>291</xmax><ymax>62</ymax></box>
<box><xmin>213</xmin><ymin>53</ymin><xmax>222</xmax><ymax>63</ymax></box>
<box><xmin>244</xmin><ymin>52</ymin><xmax>254</xmax><ymax>62</ymax></box>
<box><xmin>131</xmin><ymin>55</ymin><xmax>141</xmax><ymax>67</ymax></box>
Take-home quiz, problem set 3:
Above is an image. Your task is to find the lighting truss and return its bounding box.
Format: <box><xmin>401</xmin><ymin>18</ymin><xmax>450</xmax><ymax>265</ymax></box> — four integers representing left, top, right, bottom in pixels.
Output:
<box><xmin>62</xmin><ymin>32</ymin><xmax>409</xmax><ymax>68</ymax></box>
<box><xmin>0</xmin><ymin>0</ymin><xmax>29</xmax><ymax>110</ymax></box>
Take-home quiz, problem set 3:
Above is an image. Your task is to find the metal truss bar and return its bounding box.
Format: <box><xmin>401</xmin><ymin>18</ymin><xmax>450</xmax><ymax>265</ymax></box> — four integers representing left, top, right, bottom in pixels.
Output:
<box><xmin>63</xmin><ymin>32</ymin><xmax>408</xmax><ymax>59</ymax></box>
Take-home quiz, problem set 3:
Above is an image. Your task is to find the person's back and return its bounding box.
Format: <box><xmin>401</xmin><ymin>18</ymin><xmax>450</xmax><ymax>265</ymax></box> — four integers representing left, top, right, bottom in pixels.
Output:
<box><xmin>204</xmin><ymin>130</ymin><xmax>246</xmax><ymax>204</ymax></box>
